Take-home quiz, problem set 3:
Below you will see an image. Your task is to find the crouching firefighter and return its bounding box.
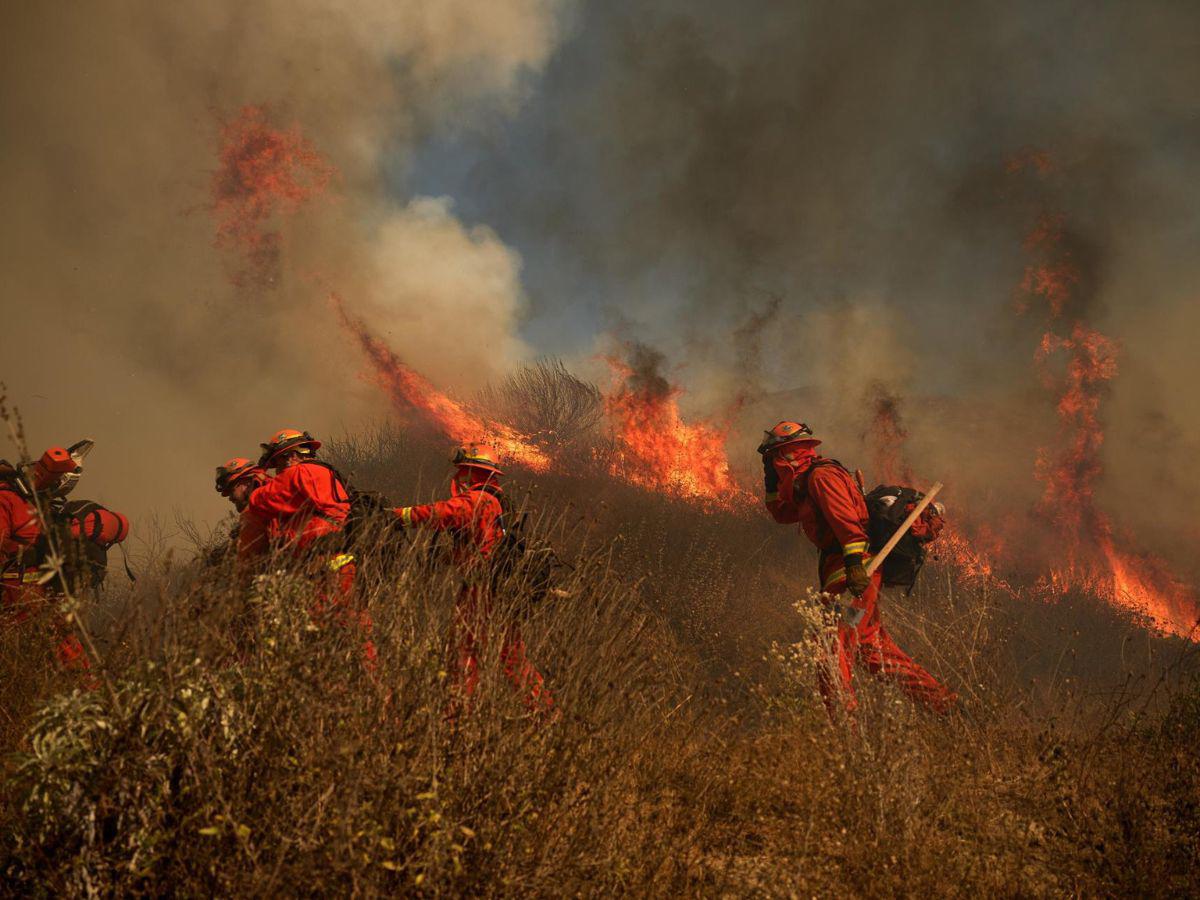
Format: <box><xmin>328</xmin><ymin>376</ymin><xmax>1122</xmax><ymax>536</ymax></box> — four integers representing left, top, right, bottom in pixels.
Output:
<box><xmin>759</xmin><ymin>422</ymin><xmax>956</xmax><ymax>717</ymax></box>
<box><xmin>237</xmin><ymin>429</ymin><xmax>375</xmax><ymax>668</ymax></box>
<box><xmin>394</xmin><ymin>445</ymin><xmax>553</xmax><ymax>713</ymax></box>
<box><xmin>0</xmin><ymin>442</ymin><xmax>129</xmax><ymax>683</ymax></box>
<box><xmin>206</xmin><ymin>457</ymin><xmax>270</xmax><ymax>566</ymax></box>
<box><xmin>216</xmin><ymin>457</ymin><xmax>270</xmax><ymax>514</ymax></box>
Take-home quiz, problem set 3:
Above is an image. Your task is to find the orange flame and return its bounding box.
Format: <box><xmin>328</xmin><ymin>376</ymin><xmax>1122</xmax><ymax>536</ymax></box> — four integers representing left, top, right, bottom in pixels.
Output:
<box><xmin>852</xmin><ymin>172</ymin><xmax>1200</xmax><ymax>640</ymax></box>
<box><xmin>1099</xmin><ymin>537</ymin><xmax>1199</xmax><ymax>638</ymax></box>
<box><xmin>211</xmin><ymin>105</ymin><xmax>334</xmax><ymax>287</ymax></box>
<box><xmin>937</xmin><ymin>525</ymin><xmax>1021</xmax><ymax>600</ymax></box>
<box><xmin>334</xmin><ymin>298</ymin><xmax>550</xmax><ymax>472</ymax></box>
<box><xmin>603</xmin><ymin>354</ymin><xmax>753</xmax><ymax>508</ymax></box>
<box><xmin>1017</xmin><ymin>184</ymin><xmax>1199</xmax><ymax>639</ymax></box>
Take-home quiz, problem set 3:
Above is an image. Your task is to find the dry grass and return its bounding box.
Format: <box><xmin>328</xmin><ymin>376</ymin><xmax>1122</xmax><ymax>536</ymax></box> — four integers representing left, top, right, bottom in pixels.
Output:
<box><xmin>2</xmin><ymin>415</ymin><xmax>1198</xmax><ymax>896</ymax></box>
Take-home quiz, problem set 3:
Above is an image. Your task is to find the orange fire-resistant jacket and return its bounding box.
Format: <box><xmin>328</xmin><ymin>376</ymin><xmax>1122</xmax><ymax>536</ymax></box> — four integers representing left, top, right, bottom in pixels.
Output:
<box><xmin>2</xmin><ymin>486</ymin><xmax>130</xmax><ymax>601</ymax></box>
<box><xmin>394</xmin><ymin>480</ymin><xmax>505</xmax><ymax>565</ymax></box>
<box><xmin>766</xmin><ymin>448</ymin><xmax>872</xmax><ymax>591</ymax></box>
<box><xmin>0</xmin><ymin>485</ymin><xmax>40</xmax><ymax>562</ymax></box>
<box><xmin>239</xmin><ymin>461</ymin><xmax>348</xmax><ymax>557</ymax></box>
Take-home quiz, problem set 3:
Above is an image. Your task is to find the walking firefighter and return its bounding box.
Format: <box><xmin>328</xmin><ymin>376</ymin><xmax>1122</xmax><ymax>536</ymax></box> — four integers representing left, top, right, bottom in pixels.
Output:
<box><xmin>759</xmin><ymin>421</ymin><xmax>956</xmax><ymax>717</ymax></box>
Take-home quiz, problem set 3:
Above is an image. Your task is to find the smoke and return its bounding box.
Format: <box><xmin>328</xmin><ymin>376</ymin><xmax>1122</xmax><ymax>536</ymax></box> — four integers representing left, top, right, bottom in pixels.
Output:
<box><xmin>417</xmin><ymin>0</ymin><xmax>1200</xmax><ymax>566</ymax></box>
<box><xmin>612</xmin><ymin>341</ymin><xmax>674</xmax><ymax>403</ymax></box>
<box><xmin>1</xmin><ymin>1</ymin><xmax>567</xmax><ymax>526</ymax></box>
<box><xmin>359</xmin><ymin>197</ymin><xmax>533</xmax><ymax>392</ymax></box>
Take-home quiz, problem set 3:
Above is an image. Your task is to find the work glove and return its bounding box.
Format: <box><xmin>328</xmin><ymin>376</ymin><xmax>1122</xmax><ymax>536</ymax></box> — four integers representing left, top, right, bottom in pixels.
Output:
<box><xmin>762</xmin><ymin>455</ymin><xmax>780</xmax><ymax>497</ymax></box>
<box><xmin>843</xmin><ymin>553</ymin><xmax>871</xmax><ymax>598</ymax></box>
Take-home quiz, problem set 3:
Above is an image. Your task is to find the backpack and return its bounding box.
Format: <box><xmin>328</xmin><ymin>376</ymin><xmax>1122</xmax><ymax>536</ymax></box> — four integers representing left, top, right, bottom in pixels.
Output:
<box><xmin>864</xmin><ymin>485</ymin><xmax>944</xmax><ymax>592</ymax></box>
<box><xmin>36</xmin><ymin>499</ymin><xmax>132</xmax><ymax>592</ymax></box>
<box><xmin>488</xmin><ymin>497</ymin><xmax>563</xmax><ymax>608</ymax></box>
<box><xmin>797</xmin><ymin>461</ymin><xmax>944</xmax><ymax>593</ymax></box>
<box><xmin>303</xmin><ymin>460</ymin><xmax>395</xmax><ymax>552</ymax></box>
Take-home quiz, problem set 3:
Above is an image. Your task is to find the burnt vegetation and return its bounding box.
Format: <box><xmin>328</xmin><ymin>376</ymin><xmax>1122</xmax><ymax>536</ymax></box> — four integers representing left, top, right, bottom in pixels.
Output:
<box><xmin>2</xmin><ymin>369</ymin><xmax>1199</xmax><ymax>897</ymax></box>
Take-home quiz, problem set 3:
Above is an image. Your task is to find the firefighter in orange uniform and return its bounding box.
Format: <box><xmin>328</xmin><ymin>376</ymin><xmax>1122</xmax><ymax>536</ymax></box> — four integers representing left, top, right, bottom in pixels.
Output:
<box><xmin>238</xmin><ymin>429</ymin><xmax>374</xmax><ymax>667</ymax></box>
<box><xmin>1</xmin><ymin>445</ymin><xmax>128</xmax><ymax>681</ymax></box>
<box><xmin>215</xmin><ymin>457</ymin><xmax>269</xmax><ymax>513</ymax></box>
<box><xmin>760</xmin><ymin>421</ymin><xmax>955</xmax><ymax>716</ymax></box>
<box><xmin>206</xmin><ymin>457</ymin><xmax>271</xmax><ymax>567</ymax></box>
<box><xmin>395</xmin><ymin>445</ymin><xmax>551</xmax><ymax>711</ymax></box>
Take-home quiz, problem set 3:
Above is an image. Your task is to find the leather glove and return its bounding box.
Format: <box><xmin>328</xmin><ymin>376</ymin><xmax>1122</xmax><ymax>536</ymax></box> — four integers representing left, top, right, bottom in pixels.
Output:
<box><xmin>762</xmin><ymin>455</ymin><xmax>780</xmax><ymax>496</ymax></box>
<box><xmin>843</xmin><ymin>553</ymin><xmax>871</xmax><ymax>598</ymax></box>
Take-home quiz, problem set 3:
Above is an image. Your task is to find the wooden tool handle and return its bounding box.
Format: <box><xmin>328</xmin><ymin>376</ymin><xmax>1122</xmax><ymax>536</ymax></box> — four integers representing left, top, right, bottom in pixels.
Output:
<box><xmin>864</xmin><ymin>481</ymin><xmax>943</xmax><ymax>577</ymax></box>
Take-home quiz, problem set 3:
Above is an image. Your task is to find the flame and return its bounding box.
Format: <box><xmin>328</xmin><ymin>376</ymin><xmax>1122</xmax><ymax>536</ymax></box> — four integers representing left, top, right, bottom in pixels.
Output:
<box><xmin>211</xmin><ymin>105</ymin><xmax>334</xmax><ymax>287</ymax></box>
<box><xmin>937</xmin><ymin>524</ymin><xmax>1020</xmax><ymax>598</ymax></box>
<box><xmin>1100</xmin><ymin>537</ymin><xmax>1199</xmax><ymax>638</ymax></box>
<box><xmin>603</xmin><ymin>356</ymin><xmax>753</xmax><ymax>508</ymax></box>
<box><xmin>1033</xmin><ymin>323</ymin><xmax>1119</xmax><ymax>533</ymax></box>
<box><xmin>334</xmin><ymin>298</ymin><xmax>550</xmax><ymax>472</ymax></box>
<box><xmin>1016</xmin><ymin>180</ymin><xmax>1199</xmax><ymax>639</ymax></box>
<box><xmin>851</xmin><ymin>173</ymin><xmax>1199</xmax><ymax>640</ymax></box>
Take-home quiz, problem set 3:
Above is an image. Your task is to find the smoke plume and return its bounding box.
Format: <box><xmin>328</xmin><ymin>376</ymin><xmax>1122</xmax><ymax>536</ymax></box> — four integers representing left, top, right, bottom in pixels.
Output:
<box><xmin>419</xmin><ymin>0</ymin><xmax>1200</xmax><ymax>570</ymax></box>
<box><xmin>1</xmin><ymin>1</ymin><xmax>567</xmax><ymax>526</ymax></box>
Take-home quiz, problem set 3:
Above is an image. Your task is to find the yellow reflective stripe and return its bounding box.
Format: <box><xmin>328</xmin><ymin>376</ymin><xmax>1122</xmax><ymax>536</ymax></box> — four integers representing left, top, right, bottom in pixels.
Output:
<box><xmin>822</xmin><ymin>567</ymin><xmax>847</xmax><ymax>590</ymax></box>
<box><xmin>822</xmin><ymin>553</ymin><xmax>873</xmax><ymax>590</ymax></box>
<box><xmin>327</xmin><ymin>553</ymin><xmax>355</xmax><ymax>572</ymax></box>
<box><xmin>2</xmin><ymin>571</ymin><xmax>41</xmax><ymax>583</ymax></box>
<box><xmin>764</xmin><ymin>492</ymin><xmax>779</xmax><ymax>503</ymax></box>
<box><xmin>843</xmin><ymin>540</ymin><xmax>869</xmax><ymax>556</ymax></box>
<box><xmin>398</xmin><ymin>507</ymin><xmax>413</xmax><ymax>527</ymax></box>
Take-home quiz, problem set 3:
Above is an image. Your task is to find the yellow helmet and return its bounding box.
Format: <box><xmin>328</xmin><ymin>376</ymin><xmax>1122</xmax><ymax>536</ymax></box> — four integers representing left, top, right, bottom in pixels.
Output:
<box><xmin>452</xmin><ymin>444</ymin><xmax>503</xmax><ymax>475</ymax></box>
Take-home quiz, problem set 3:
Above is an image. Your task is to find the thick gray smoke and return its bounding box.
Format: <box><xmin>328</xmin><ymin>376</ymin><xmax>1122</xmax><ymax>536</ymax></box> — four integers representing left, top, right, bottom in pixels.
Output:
<box><xmin>419</xmin><ymin>0</ymin><xmax>1200</xmax><ymax>562</ymax></box>
<box><xmin>1</xmin><ymin>1</ymin><xmax>567</xmax><ymax>527</ymax></box>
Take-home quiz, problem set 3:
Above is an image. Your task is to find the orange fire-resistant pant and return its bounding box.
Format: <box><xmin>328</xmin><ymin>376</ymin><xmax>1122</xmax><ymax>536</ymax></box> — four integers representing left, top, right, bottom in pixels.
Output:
<box><xmin>819</xmin><ymin>571</ymin><xmax>956</xmax><ymax>717</ymax></box>
<box><xmin>451</xmin><ymin>585</ymin><xmax>552</xmax><ymax>713</ymax></box>
<box><xmin>2</xmin><ymin>574</ymin><xmax>97</xmax><ymax>688</ymax></box>
<box><xmin>308</xmin><ymin>557</ymin><xmax>377</xmax><ymax>671</ymax></box>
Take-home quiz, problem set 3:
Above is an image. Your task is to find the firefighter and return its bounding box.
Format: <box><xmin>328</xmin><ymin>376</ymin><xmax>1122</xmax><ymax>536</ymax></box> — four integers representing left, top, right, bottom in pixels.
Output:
<box><xmin>1</xmin><ymin>444</ymin><xmax>127</xmax><ymax>681</ymax></box>
<box><xmin>215</xmin><ymin>457</ymin><xmax>269</xmax><ymax>512</ymax></box>
<box><xmin>238</xmin><ymin>429</ymin><xmax>374</xmax><ymax>667</ymax></box>
<box><xmin>203</xmin><ymin>457</ymin><xmax>271</xmax><ymax>567</ymax></box>
<box><xmin>759</xmin><ymin>421</ymin><xmax>955</xmax><ymax>716</ymax></box>
<box><xmin>394</xmin><ymin>445</ymin><xmax>552</xmax><ymax>712</ymax></box>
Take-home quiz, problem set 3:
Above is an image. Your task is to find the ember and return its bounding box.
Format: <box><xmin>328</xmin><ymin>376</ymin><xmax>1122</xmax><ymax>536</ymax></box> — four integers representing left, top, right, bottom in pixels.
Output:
<box><xmin>211</xmin><ymin>105</ymin><xmax>334</xmax><ymax>287</ymax></box>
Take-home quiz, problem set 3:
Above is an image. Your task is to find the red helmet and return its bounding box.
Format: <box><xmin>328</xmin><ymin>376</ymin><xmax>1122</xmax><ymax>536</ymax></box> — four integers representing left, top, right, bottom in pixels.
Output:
<box><xmin>258</xmin><ymin>429</ymin><xmax>321</xmax><ymax>467</ymax></box>
<box><xmin>215</xmin><ymin>457</ymin><xmax>267</xmax><ymax>496</ymax></box>
<box><xmin>757</xmin><ymin>421</ymin><xmax>821</xmax><ymax>455</ymax></box>
<box><xmin>452</xmin><ymin>444</ymin><xmax>503</xmax><ymax>476</ymax></box>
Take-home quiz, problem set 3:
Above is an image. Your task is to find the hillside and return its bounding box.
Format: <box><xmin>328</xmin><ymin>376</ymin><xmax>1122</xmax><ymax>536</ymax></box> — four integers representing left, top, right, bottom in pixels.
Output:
<box><xmin>2</xmin><ymin>424</ymin><xmax>1198</xmax><ymax>896</ymax></box>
